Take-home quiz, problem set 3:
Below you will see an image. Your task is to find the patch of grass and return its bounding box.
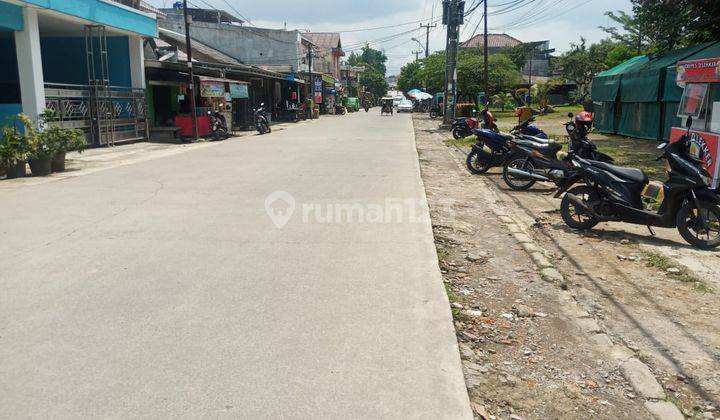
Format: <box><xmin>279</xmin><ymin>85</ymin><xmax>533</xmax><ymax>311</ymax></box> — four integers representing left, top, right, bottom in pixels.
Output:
<box><xmin>445</xmin><ymin>135</ymin><xmax>475</xmax><ymax>147</ymax></box>
<box><xmin>436</xmin><ymin>245</ymin><xmax>450</xmax><ymax>263</ymax></box>
<box><xmin>444</xmin><ymin>284</ymin><xmax>469</xmax><ymax>321</ymax></box>
<box><xmin>594</xmin><ymin>136</ymin><xmax>665</xmax><ymax>181</ymax></box>
<box><xmin>642</xmin><ymin>251</ymin><xmax>712</xmax><ymax>292</ymax></box>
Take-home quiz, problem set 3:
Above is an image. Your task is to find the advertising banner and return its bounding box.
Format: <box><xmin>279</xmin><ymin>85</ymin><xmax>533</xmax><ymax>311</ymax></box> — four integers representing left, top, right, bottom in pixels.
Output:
<box><xmin>200</xmin><ymin>81</ymin><xmax>225</xmax><ymax>98</ymax></box>
<box><xmin>229</xmin><ymin>83</ymin><xmax>249</xmax><ymax>99</ymax></box>
<box><xmin>669</xmin><ymin>127</ymin><xmax>720</xmax><ymax>189</ymax></box>
<box><xmin>676</xmin><ymin>58</ymin><xmax>720</xmax><ymax>84</ymax></box>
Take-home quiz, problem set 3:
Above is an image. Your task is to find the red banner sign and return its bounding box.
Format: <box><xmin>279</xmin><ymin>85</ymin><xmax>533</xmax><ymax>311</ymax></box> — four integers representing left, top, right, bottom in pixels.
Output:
<box><xmin>669</xmin><ymin>127</ymin><xmax>720</xmax><ymax>189</ymax></box>
<box><xmin>676</xmin><ymin>58</ymin><xmax>720</xmax><ymax>84</ymax></box>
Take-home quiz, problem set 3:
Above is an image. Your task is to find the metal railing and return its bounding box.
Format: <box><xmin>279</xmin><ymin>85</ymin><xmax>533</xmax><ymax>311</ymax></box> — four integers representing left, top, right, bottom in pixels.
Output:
<box><xmin>44</xmin><ymin>83</ymin><xmax>148</xmax><ymax>146</ymax></box>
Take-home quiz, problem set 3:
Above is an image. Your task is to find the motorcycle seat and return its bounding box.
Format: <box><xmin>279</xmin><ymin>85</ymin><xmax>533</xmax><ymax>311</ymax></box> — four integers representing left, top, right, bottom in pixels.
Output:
<box><xmin>588</xmin><ymin>160</ymin><xmax>648</xmax><ymax>184</ymax></box>
<box><xmin>521</xmin><ymin>135</ymin><xmax>554</xmax><ymax>144</ymax></box>
<box><xmin>516</xmin><ymin>138</ymin><xmax>561</xmax><ymax>152</ymax></box>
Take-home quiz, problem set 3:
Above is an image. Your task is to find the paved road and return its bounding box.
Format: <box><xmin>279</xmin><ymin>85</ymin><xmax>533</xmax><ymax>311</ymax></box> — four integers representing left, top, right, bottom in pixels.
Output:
<box><xmin>0</xmin><ymin>111</ymin><xmax>471</xmax><ymax>418</ymax></box>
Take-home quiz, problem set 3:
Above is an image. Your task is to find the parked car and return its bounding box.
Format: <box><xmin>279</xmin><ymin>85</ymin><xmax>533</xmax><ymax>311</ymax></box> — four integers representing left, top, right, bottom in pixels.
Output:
<box><xmin>392</xmin><ymin>96</ymin><xmax>403</xmax><ymax>108</ymax></box>
<box><xmin>397</xmin><ymin>99</ymin><xmax>414</xmax><ymax>113</ymax></box>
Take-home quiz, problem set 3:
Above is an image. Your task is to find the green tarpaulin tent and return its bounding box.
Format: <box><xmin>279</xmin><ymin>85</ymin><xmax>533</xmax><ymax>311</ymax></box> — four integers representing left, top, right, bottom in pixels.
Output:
<box><xmin>590</xmin><ymin>41</ymin><xmax>720</xmax><ymax>140</ymax></box>
<box><xmin>591</xmin><ymin>56</ymin><xmax>648</xmax><ymax>133</ymax></box>
<box><xmin>618</xmin><ymin>42</ymin><xmax>715</xmax><ymax>139</ymax></box>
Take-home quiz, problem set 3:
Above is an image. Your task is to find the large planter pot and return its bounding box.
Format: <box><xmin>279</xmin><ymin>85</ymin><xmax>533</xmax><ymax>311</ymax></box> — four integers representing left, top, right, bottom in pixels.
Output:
<box><xmin>4</xmin><ymin>161</ymin><xmax>26</xmax><ymax>179</ymax></box>
<box><xmin>52</xmin><ymin>152</ymin><xmax>66</xmax><ymax>172</ymax></box>
<box><xmin>29</xmin><ymin>157</ymin><xmax>52</xmax><ymax>176</ymax></box>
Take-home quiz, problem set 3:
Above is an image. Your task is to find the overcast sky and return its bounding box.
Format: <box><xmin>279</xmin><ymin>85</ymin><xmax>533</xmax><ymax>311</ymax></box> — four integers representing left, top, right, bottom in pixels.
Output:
<box><xmin>149</xmin><ymin>0</ymin><xmax>633</xmax><ymax>75</ymax></box>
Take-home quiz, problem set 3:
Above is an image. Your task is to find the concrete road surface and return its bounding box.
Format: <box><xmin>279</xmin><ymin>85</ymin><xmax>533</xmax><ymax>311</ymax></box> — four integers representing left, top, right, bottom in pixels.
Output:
<box><xmin>0</xmin><ymin>111</ymin><xmax>471</xmax><ymax>419</ymax></box>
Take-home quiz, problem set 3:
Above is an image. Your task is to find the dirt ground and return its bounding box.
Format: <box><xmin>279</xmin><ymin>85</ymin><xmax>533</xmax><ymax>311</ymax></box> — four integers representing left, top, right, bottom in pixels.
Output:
<box><xmin>413</xmin><ymin>113</ymin><xmax>719</xmax><ymax>420</ymax></box>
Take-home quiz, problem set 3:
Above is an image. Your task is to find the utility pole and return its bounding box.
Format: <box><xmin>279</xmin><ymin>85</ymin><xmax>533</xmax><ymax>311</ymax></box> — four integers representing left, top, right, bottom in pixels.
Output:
<box><xmin>413</xmin><ymin>50</ymin><xmax>421</xmax><ymax>61</ymax></box>
<box><xmin>442</xmin><ymin>0</ymin><xmax>463</xmax><ymax>127</ymax></box>
<box><xmin>182</xmin><ymin>0</ymin><xmax>198</xmax><ymax>140</ymax></box>
<box><xmin>420</xmin><ymin>6</ymin><xmax>437</xmax><ymax>59</ymax></box>
<box><xmin>307</xmin><ymin>45</ymin><xmax>314</xmax><ymax>117</ymax></box>
<box><xmin>483</xmin><ymin>0</ymin><xmax>488</xmax><ymax>103</ymax></box>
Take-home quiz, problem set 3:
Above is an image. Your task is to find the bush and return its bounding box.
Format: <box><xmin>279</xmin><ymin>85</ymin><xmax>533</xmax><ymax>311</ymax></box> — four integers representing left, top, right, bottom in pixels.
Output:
<box><xmin>0</xmin><ymin>118</ymin><xmax>29</xmax><ymax>169</ymax></box>
<box><xmin>40</xmin><ymin>109</ymin><xmax>85</xmax><ymax>154</ymax></box>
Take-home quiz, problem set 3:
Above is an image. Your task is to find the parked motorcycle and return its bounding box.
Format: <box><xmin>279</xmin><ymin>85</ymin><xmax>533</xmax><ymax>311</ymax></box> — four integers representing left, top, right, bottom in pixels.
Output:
<box><xmin>254</xmin><ymin>103</ymin><xmax>271</xmax><ymax>135</ymax></box>
<box><xmin>335</xmin><ymin>104</ymin><xmax>347</xmax><ymax>115</ymax></box>
<box><xmin>208</xmin><ymin>110</ymin><xmax>229</xmax><ymax>141</ymax></box>
<box><xmin>363</xmin><ymin>102</ymin><xmax>370</xmax><ymax>112</ymax></box>
<box><xmin>452</xmin><ymin>114</ymin><xmax>479</xmax><ymax>139</ymax></box>
<box><xmin>501</xmin><ymin>112</ymin><xmax>613</xmax><ymax>190</ymax></box>
<box><xmin>558</xmin><ymin>116</ymin><xmax>720</xmax><ymax>249</ymax></box>
<box><xmin>465</xmin><ymin>116</ymin><xmax>549</xmax><ymax>174</ymax></box>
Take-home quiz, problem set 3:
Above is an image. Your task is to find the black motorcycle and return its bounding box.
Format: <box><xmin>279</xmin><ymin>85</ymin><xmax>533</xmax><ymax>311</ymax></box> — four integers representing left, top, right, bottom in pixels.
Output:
<box><xmin>208</xmin><ymin>110</ymin><xmax>229</xmax><ymax>141</ymax></box>
<box><xmin>465</xmin><ymin>117</ymin><xmax>549</xmax><ymax>175</ymax></box>
<box><xmin>254</xmin><ymin>104</ymin><xmax>271</xmax><ymax>135</ymax></box>
<box><xmin>558</xmin><ymin>116</ymin><xmax>720</xmax><ymax>249</ymax></box>
<box><xmin>501</xmin><ymin>112</ymin><xmax>613</xmax><ymax>190</ymax></box>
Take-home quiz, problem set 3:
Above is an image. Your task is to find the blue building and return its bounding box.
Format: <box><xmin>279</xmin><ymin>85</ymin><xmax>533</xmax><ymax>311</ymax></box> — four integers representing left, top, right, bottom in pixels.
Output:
<box><xmin>0</xmin><ymin>0</ymin><xmax>157</xmax><ymax>145</ymax></box>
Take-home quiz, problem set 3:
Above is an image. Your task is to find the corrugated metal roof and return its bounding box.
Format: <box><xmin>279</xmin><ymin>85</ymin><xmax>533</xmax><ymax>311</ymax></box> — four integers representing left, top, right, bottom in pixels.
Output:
<box><xmin>304</xmin><ymin>32</ymin><xmax>342</xmax><ymax>50</ymax></box>
<box><xmin>460</xmin><ymin>33</ymin><xmax>522</xmax><ymax>49</ymax></box>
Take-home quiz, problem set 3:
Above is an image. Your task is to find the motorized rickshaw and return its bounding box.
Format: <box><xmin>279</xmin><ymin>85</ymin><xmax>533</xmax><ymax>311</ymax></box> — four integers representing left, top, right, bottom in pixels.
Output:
<box><xmin>381</xmin><ymin>97</ymin><xmax>393</xmax><ymax>115</ymax></box>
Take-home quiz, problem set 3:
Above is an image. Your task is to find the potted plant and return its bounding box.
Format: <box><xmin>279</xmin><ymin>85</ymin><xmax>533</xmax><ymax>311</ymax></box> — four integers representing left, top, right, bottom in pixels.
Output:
<box><xmin>0</xmin><ymin>120</ymin><xmax>29</xmax><ymax>179</ymax></box>
<box><xmin>40</xmin><ymin>109</ymin><xmax>85</xmax><ymax>172</ymax></box>
<box><xmin>19</xmin><ymin>113</ymin><xmax>53</xmax><ymax>176</ymax></box>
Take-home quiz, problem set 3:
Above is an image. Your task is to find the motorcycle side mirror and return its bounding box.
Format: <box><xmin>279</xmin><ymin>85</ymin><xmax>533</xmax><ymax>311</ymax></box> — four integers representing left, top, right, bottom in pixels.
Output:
<box><xmin>685</xmin><ymin>116</ymin><xmax>693</xmax><ymax>128</ymax></box>
<box><xmin>657</xmin><ymin>142</ymin><xmax>668</xmax><ymax>150</ymax></box>
<box><xmin>567</xmin><ymin>112</ymin><xmax>574</xmax><ymax>118</ymax></box>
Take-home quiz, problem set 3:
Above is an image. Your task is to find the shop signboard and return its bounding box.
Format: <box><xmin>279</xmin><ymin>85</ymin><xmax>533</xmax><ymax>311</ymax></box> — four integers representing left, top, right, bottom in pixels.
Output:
<box><xmin>313</xmin><ymin>77</ymin><xmax>322</xmax><ymax>92</ymax></box>
<box><xmin>229</xmin><ymin>83</ymin><xmax>249</xmax><ymax>99</ymax></box>
<box><xmin>669</xmin><ymin>127</ymin><xmax>720</xmax><ymax>189</ymax></box>
<box><xmin>676</xmin><ymin>58</ymin><xmax>720</xmax><ymax>85</ymax></box>
<box><xmin>201</xmin><ymin>81</ymin><xmax>226</xmax><ymax>98</ymax></box>
<box><xmin>314</xmin><ymin>92</ymin><xmax>322</xmax><ymax>104</ymax></box>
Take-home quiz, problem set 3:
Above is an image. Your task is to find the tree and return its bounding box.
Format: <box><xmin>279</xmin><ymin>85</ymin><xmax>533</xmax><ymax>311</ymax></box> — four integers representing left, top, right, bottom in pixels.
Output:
<box><xmin>557</xmin><ymin>38</ymin><xmax>613</xmax><ymax>98</ymax></box>
<box><xmin>359</xmin><ymin>67</ymin><xmax>389</xmax><ymax>101</ymax></box>
<box><xmin>600</xmin><ymin>10</ymin><xmax>650</xmax><ymax>54</ymax></box>
<box><xmin>397</xmin><ymin>61</ymin><xmax>424</xmax><ymax>92</ymax></box>
<box><xmin>603</xmin><ymin>1</ymin><xmax>720</xmax><ymax>54</ymax></box>
<box><xmin>348</xmin><ymin>45</ymin><xmax>388</xmax><ymax>75</ymax></box>
<box><xmin>420</xmin><ymin>51</ymin><xmax>446</xmax><ymax>93</ymax></box>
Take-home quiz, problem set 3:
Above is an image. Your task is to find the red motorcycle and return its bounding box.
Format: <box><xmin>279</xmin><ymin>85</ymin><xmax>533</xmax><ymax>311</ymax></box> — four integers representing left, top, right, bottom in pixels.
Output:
<box><xmin>452</xmin><ymin>109</ymin><xmax>497</xmax><ymax>139</ymax></box>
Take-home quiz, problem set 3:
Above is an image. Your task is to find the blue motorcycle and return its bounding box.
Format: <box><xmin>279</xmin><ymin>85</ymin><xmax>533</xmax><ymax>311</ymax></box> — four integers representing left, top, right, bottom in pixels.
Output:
<box><xmin>466</xmin><ymin>116</ymin><xmax>548</xmax><ymax>174</ymax></box>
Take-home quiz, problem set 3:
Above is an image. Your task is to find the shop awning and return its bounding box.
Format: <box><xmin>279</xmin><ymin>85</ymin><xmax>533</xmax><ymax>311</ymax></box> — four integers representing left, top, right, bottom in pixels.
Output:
<box><xmin>322</xmin><ymin>74</ymin><xmax>336</xmax><ymax>84</ymax></box>
<box><xmin>285</xmin><ymin>75</ymin><xmax>306</xmax><ymax>84</ymax></box>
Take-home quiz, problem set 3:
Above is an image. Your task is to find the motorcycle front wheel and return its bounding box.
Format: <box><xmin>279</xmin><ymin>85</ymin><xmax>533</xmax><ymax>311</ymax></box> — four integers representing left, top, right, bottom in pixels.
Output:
<box><xmin>676</xmin><ymin>198</ymin><xmax>720</xmax><ymax>249</ymax></box>
<box><xmin>429</xmin><ymin>110</ymin><xmax>438</xmax><ymax>119</ymax></box>
<box><xmin>502</xmin><ymin>156</ymin><xmax>536</xmax><ymax>190</ymax></box>
<box><xmin>452</xmin><ymin>127</ymin><xmax>465</xmax><ymax>140</ymax></box>
<box><xmin>560</xmin><ymin>185</ymin><xmax>600</xmax><ymax>230</ymax></box>
<box><xmin>466</xmin><ymin>149</ymin><xmax>492</xmax><ymax>174</ymax></box>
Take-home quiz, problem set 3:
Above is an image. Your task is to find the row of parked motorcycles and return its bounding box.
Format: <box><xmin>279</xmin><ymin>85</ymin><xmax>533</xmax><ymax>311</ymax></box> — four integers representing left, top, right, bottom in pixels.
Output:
<box><xmin>458</xmin><ymin>110</ymin><xmax>720</xmax><ymax>249</ymax></box>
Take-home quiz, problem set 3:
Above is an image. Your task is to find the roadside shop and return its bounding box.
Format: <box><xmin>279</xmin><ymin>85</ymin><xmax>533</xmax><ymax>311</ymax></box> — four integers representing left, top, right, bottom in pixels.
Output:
<box><xmin>668</xmin><ymin>56</ymin><xmax>720</xmax><ymax>189</ymax></box>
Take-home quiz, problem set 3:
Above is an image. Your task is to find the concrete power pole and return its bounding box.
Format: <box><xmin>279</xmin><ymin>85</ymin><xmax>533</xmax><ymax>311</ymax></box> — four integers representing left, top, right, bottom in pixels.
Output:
<box><xmin>420</xmin><ymin>7</ymin><xmax>437</xmax><ymax>59</ymax></box>
<box><xmin>483</xmin><ymin>0</ymin><xmax>489</xmax><ymax>102</ymax></box>
<box><xmin>442</xmin><ymin>0</ymin><xmax>463</xmax><ymax>126</ymax></box>
<box><xmin>182</xmin><ymin>0</ymin><xmax>198</xmax><ymax>140</ymax></box>
<box><xmin>307</xmin><ymin>45</ymin><xmax>314</xmax><ymax>117</ymax></box>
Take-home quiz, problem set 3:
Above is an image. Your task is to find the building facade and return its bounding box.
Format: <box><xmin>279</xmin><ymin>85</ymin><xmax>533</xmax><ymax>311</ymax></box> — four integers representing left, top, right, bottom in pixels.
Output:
<box><xmin>0</xmin><ymin>0</ymin><xmax>157</xmax><ymax>145</ymax></box>
<box><xmin>158</xmin><ymin>8</ymin><xmax>311</xmax><ymax>75</ymax></box>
